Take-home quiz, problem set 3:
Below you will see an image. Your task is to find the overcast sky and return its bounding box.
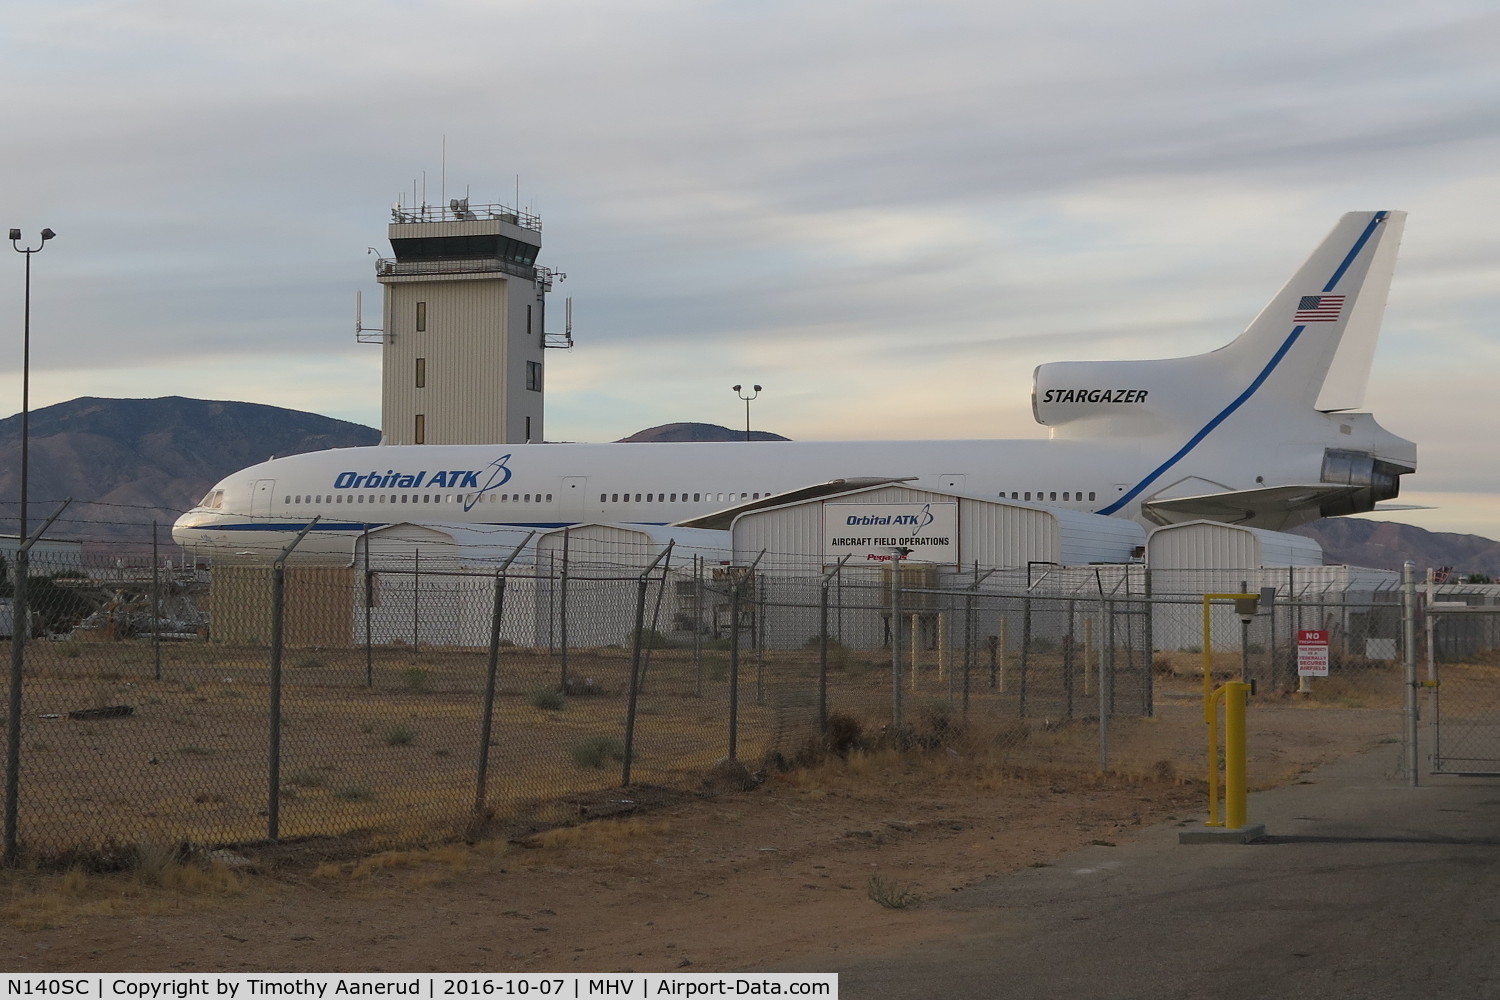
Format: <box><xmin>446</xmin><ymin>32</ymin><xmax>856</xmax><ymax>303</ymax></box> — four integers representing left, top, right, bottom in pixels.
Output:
<box><xmin>3</xmin><ymin>0</ymin><xmax>1499</xmax><ymax>535</ymax></box>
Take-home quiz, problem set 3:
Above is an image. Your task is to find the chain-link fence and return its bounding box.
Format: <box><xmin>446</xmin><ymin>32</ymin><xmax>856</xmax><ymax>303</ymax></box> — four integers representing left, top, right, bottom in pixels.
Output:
<box><xmin>1</xmin><ymin>539</ymin><xmax>1419</xmax><ymax>864</ymax></box>
<box><xmin>1426</xmin><ymin>590</ymin><xmax>1500</xmax><ymax>775</ymax></box>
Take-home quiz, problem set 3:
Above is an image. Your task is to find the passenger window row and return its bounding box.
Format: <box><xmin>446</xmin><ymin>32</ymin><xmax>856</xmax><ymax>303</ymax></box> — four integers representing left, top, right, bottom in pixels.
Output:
<box><xmin>1003</xmin><ymin>491</ymin><xmax>1097</xmax><ymax>502</ymax></box>
<box><xmin>597</xmin><ymin>492</ymin><xmax>761</xmax><ymax>503</ymax></box>
<box><xmin>284</xmin><ymin>492</ymin><xmax>555</xmax><ymax>506</ymax></box>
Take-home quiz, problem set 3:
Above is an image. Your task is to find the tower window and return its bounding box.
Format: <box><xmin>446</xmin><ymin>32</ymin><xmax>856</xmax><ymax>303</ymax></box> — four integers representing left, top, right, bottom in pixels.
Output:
<box><xmin>414</xmin><ymin>413</ymin><xmax>425</xmax><ymax>444</ymax></box>
<box><xmin>416</xmin><ymin>301</ymin><xmax>427</xmax><ymax>332</ymax></box>
<box><xmin>415</xmin><ymin>357</ymin><xmax>426</xmax><ymax>388</ymax></box>
<box><xmin>527</xmin><ymin>361</ymin><xmax>543</xmax><ymax>392</ymax></box>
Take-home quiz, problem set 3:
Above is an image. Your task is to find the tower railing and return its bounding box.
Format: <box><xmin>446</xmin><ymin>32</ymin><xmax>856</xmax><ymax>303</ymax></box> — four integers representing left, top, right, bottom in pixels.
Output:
<box><xmin>375</xmin><ymin>256</ymin><xmax>541</xmax><ymax>284</ymax></box>
<box><xmin>390</xmin><ymin>201</ymin><xmax>542</xmax><ymax>231</ymax></box>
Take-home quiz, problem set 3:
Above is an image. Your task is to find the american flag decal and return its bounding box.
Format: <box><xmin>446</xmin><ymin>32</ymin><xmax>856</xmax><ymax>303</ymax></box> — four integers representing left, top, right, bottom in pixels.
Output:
<box><xmin>1294</xmin><ymin>294</ymin><xmax>1346</xmax><ymax>322</ymax></box>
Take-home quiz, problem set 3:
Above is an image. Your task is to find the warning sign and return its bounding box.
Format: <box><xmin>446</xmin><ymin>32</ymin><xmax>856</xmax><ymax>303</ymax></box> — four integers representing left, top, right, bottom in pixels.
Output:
<box><xmin>1297</xmin><ymin>629</ymin><xmax>1330</xmax><ymax>677</ymax></box>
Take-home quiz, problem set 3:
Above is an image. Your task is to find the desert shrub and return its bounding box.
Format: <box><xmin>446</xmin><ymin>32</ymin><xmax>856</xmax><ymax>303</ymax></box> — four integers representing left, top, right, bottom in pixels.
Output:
<box><xmin>531</xmin><ymin>688</ymin><xmax>566</xmax><ymax>711</ymax></box>
<box><xmin>915</xmin><ymin>702</ymin><xmax>963</xmax><ymax>748</ymax></box>
<box><xmin>570</xmin><ymin>735</ymin><xmax>626</xmax><ymax>769</ymax></box>
<box><xmin>866</xmin><ymin>873</ymin><xmax>920</xmax><ymax>909</ymax></box>
<box><xmin>385</xmin><ymin>724</ymin><xmax>416</xmax><ymax>746</ymax></box>
<box><xmin>802</xmin><ymin>635</ymin><xmax>851</xmax><ymax>670</ymax></box>
<box><xmin>629</xmin><ymin>628</ymin><xmax>674</xmax><ymax>650</ymax></box>
<box><xmin>823</xmin><ymin>712</ymin><xmax>865</xmax><ymax>758</ymax></box>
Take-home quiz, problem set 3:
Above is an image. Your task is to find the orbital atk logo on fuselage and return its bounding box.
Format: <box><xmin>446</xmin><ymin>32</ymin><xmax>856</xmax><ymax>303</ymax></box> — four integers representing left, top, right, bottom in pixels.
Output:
<box><xmin>333</xmin><ymin>455</ymin><xmax>513</xmax><ymax>512</ymax></box>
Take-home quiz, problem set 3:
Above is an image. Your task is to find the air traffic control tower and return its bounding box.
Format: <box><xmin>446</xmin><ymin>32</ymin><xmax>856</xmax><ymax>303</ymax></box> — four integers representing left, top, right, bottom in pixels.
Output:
<box><xmin>365</xmin><ymin>197</ymin><xmax>568</xmax><ymax>445</ymax></box>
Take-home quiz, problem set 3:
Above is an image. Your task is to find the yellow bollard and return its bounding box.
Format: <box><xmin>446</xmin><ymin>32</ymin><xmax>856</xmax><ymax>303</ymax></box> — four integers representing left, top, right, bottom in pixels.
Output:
<box><xmin>1222</xmin><ymin>681</ymin><xmax>1251</xmax><ymax>829</ymax></box>
<box><xmin>1201</xmin><ymin>593</ymin><xmax>1259</xmax><ymax>829</ymax></box>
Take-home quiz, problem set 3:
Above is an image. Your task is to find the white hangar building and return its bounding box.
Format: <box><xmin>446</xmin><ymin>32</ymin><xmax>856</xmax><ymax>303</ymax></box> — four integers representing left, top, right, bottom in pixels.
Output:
<box><xmin>350</xmin><ymin>521</ymin><xmax>729</xmax><ymax>649</ymax></box>
<box><xmin>1143</xmin><ymin>520</ymin><xmax>1400</xmax><ymax>656</ymax></box>
<box><xmin>700</xmin><ymin>483</ymin><xmax>1148</xmax><ymax>652</ymax></box>
<box><xmin>724</xmin><ymin>483</ymin><xmax>1147</xmax><ymax>576</ymax></box>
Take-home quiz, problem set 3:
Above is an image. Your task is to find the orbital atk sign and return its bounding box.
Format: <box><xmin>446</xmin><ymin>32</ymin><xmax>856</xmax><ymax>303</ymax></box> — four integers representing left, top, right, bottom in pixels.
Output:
<box><xmin>823</xmin><ymin>501</ymin><xmax>958</xmax><ymax>563</ymax></box>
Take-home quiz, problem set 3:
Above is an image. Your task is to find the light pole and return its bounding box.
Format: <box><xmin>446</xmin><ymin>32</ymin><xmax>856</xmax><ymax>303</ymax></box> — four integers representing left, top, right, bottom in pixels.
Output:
<box><xmin>5</xmin><ymin>226</ymin><xmax>54</xmax><ymax>864</ymax></box>
<box><xmin>732</xmin><ymin>384</ymin><xmax>761</xmax><ymax>442</ymax></box>
<box><xmin>10</xmin><ymin>228</ymin><xmax>54</xmax><ymax>548</ymax></box>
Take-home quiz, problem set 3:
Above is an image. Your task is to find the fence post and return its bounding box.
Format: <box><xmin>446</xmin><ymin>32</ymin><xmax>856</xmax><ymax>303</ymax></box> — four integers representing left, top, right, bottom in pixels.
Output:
<box><xmin>1064</xmin><ymin>598</ymin><xmax>1076</xmax><ymax>720</ymax></box>
<box><xmin>475</xmin><ymin>533</ymin><xmax>534</xmax><ymax>815</ymax></box>
<box><xmin>411</xmin><ymin>548</ymin><xmax>421</xmax><ymax>656</ymax></box>
<box><xmin>1100</xmin><ymin>598</ymin><xmax>1114</xmax><ymax>771</ymax></box>
<box><xmin>1019</xmin><ymin>595</ymin><xmax>1032</xmax><ymax>718</ymax></box>
<box><xmin>910</xmin><ymin>612</ymin><xmax>919</xmax><ymax>692</ymax></box>
<box><xmin>152</xmin><ymin>521</ymin><xmax>163</xmax><ymax>682</ymax></box>
<box><xmin>693</xmin><ymin>554</ymin><xmax>704</xmax><ymax>698</ymax></box>
<box><xmin>559</xmin><ymin>528</ymin><xmax>571</xmax><ymax>692</ymax></box>
<box><xmin>726</xmin><ymin>551</ymin><xmax>765</xmax><ymax>762</ymax></box>
<box><xmin>1140</xmin><ymin>563</ymin><xmax>1153</xmax><ymax>714</ymax></box>
<box><xmin>1403</xmin><ymin>560</ymin><xmax>1419</xmax><ymax>787</ymax></box>
<box><xmin>638</xmin><ymin>543</ymin><xmax>674</xmax><ymax>694</ymax></box>
<box><xmin>623</xmin><ymin>543</ymin><xmax>674</xmax><ymax>787</ymax></box>
<box><xmin>963</xmin><ymin>577</ymin><xmax>975</xmax><ymax>715</ymax></box>
<box><xmin>819</xmin><ymin>556</ymin><xmax>851</xmax><ymax>737</ymax></box>
<box><xmin>363</xmin><ymin>525</ymin><xmax>374</xmax><ymax>688</ymax></box>
<box><xmin>890</xmin><ymin>552</ymin><xmax>905</xmax><ymax>730</ymax></box>
<box><xmin>4</xmin><ymin>499</ymin><xmax>71</xmax><ymax>866</ymax></box>
<box><xmin>267</xmin><ymin>519</ymin><xmax>318</xmax><ymax>843</ymax></box>
<box><xmin>729</xmin><ymin>574</ymin><xmax>742</xmax><ymax>761</ymax></box>
<box><xmin>755</xmin><ymin>576</ymin><xmax>766</xmax><ymax>706</ymax></box>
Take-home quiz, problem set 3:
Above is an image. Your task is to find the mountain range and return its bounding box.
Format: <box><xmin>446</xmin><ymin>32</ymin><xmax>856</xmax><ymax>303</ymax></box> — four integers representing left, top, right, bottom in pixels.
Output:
<box><xmin>0</xmin><ymin>397</ymin><xmax>378</xmax><ymax>547</ymax></box>
<box><xmin>1</xmin><ymin>396</ymin><xmax>1492</xmax><ymax>575</ymax></box>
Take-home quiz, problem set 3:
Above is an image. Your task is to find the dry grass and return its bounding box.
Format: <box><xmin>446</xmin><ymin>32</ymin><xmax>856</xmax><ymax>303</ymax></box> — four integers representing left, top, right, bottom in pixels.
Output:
<box><xmin>0</xmin><ymin>855</ymin><xmax>245</xmax><ymax>932</ymax></box>
<box><xmin>8</xmin><ymin>635</ymin><xmax>1412</xmax><ymax>869</ymax></box>
<box><xmin>524</xmin><ymin>817</ymin><xmax>675</xmax><ymax>851</ymax></box>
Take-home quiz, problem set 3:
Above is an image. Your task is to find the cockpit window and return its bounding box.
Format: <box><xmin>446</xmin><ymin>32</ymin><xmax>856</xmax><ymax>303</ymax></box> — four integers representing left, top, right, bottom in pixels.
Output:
<box><xmin>200</xmin><ymin>489</ymin><xmax>225</xmax><ymax>510</ymax></box>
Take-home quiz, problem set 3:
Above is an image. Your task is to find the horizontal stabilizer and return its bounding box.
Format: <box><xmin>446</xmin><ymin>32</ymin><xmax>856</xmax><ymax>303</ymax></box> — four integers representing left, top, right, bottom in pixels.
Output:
<box><xmin>1143</xmin><ymin>484</ymin><xmax>1361</xmax><ymax>532</ymax></box>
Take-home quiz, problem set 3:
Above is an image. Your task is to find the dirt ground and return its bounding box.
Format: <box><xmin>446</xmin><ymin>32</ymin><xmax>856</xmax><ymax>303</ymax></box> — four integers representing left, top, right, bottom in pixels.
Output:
<box><xmin>0</xmin><ymin>692</ymin><xmax>1402</xmax><ymax>974</ymax></box>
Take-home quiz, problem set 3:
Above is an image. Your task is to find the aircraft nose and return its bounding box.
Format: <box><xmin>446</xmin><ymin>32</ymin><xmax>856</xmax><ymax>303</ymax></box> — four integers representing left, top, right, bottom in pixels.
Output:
<box><xmin>171</xmin><ymin>509</ymin><xmax>209</xmax><ymax>548</ymax></box>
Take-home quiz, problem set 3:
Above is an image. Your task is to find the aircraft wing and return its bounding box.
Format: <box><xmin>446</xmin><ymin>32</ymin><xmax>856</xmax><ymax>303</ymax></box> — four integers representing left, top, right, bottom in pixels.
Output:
<box><xmin>675</xmin><ymin>477</ymin><xmax>916</xmax><ymax>530</ymax></box>
<box><xmin>1142</xmin><ymin>484</ymin><xmax>1361</xmax><ymax>532</ymax></box>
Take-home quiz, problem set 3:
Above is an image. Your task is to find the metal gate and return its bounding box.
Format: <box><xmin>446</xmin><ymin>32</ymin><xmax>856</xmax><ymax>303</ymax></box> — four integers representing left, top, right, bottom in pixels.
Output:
<box><xmin>1428</xmin><ymin>605</ymin><xmax>1500</xmax><ymax>775</ymax></box>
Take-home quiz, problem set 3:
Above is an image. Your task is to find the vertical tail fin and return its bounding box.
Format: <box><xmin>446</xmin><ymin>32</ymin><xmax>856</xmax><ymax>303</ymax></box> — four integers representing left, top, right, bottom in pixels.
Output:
<box><xmin>1034</xmin><ymin>211</ymin><xmax>1406</xmax><ymax>437</ymax></box>
<box><xmin>1228</xmin><ymin>210</ymin><xmax>1405</xmax><ymax>413</ymax></box>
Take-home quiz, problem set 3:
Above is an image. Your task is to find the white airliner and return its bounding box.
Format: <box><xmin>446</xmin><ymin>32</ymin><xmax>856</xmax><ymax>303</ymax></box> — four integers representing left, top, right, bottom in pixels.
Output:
<box><xmin>173</xmin><ymin>211</ymin><xmax>1416</xmax><ymax>560</ymax></box>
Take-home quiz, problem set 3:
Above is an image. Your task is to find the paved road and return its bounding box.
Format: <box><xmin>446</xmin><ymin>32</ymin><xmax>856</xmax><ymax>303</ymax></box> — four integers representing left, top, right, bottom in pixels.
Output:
<box><xmin>776</xmin><ymin>744</ymin><xmax>1500</xmax><ymax>999</ymax></box>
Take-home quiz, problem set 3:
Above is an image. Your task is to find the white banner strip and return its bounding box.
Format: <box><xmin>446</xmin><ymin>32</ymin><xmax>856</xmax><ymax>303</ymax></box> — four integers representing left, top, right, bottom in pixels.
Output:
<box><xmin>0</xmin><ymin>975</ymin><xmax>838</xmax><ymax>1000</ymax></box>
